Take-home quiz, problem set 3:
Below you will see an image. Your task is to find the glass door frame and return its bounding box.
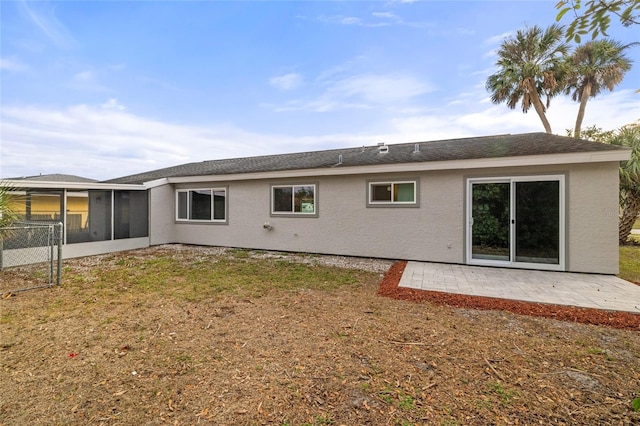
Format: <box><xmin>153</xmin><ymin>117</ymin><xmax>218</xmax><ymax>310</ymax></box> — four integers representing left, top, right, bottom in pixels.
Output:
<box><xmin>465</xmin><ymin>175</ymin><xmax>565</xmax><ymax>271</ymax></box>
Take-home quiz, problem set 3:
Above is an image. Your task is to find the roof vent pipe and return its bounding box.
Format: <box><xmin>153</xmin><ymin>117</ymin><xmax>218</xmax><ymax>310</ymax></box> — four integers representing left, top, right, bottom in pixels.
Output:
<box><xmin>337</xmin><ymin>154</ymin><xmax>343</xmax><ymax>165</ymax></box>
<box><xmin>413</xmin><ymin>143</ymin><xmax>420</xmax><ymax>153</ymax></box>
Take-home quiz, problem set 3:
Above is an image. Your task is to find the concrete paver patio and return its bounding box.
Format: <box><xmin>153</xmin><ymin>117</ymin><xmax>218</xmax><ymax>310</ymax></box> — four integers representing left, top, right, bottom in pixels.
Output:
<box><xmin>399</xmin><ymin>262</ymin><xmax>640</xmax><ymax>313</ymax></box>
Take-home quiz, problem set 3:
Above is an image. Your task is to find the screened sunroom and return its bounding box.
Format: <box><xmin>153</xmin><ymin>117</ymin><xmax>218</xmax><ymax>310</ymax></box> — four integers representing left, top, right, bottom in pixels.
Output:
<box><xmin>3</xmin><ymin>178</ymin><xmax>150</xmax><ymax>261</ymax></box>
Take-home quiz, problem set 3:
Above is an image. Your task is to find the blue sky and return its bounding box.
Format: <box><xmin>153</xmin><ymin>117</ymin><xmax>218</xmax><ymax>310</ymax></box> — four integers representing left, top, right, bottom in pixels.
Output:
<box><xmin>1</xmin><ymin>0</ymin><xmax>639</xmax><ymax>181</ymax></box>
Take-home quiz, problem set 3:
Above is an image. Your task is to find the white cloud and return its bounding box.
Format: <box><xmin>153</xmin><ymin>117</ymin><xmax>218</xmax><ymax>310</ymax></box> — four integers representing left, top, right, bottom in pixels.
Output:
<box><xmin>317</xmin><ymin>14</ymin><xmax>394</xmax><ymax>27</ymax></box>
<box><xmin>390</xmin><ymin>89</ymin><xmax>640</xmax><ymax>140</ymax></box>
<box><xmin>0</xmin><ymin>103</ymin><xmax>364</xmax><ymax>180</ymax></box>
<box><xmin>372</xmin><ymin>12</ymin><xmax>397</xmax><ymax>19</ymax></box>
<box><xmin>108</xmin><ymin>63</ymin><xmax>126</xmax><ymax>72</ymax></box>
<box><xmin>269</xmin><ymin>73</ymin><xmax>304</xmax><ymax>91</ymax></box>
<box><xmin>70</xmin><ymin>70</ymin><xmax>108</xmax><ymax>92</ymax></box>
<box><xmin>17</xmin><ymin>1</ymin><xmax>76</xmax><ymax>49</ymax></box>
<box><xmin>74</xmin><ymin>70</ymin><xmax>94</xmax><ymax>82</ymax></box>
<box><xmin>328</xmin><ymin>74</ymin><xmax>434</xmax><ymax>104</ymax></box>
<box><xmin>272</xmin><ymin>73</ymin><xmax>436</xmax><ymax>112</ymax></box>
<box><xmin>0</xmin><ymin>58</ymin><xmax>28</xmax><ymax>72</ymax></box>
<box><xmin>315</xmin><ymin>55</ymin><xmax>367</xmax><ymax>83</ymax></box>
<box><xmin>544</xmin><ymin>90</ymin><xmax>640</xmax><ymax>133</ymax></box>
<box><xmin>2</xmin><ymin>89</ymin><xmax>637</xmax><ymax>181</ymax></box>
<box><xmin>484</xmin><ymin>31</ymin><xmax>512</xmax><ymax>46</ymax></box>
<box><xmin>316</xmin><ymin>13</ymin><xmax>428</xmax><ymax>28</ymax></box>
<box><xmin>101</xmin><ymin>98</ymin><xmax>126</xmax><ymax>111</ymax></box>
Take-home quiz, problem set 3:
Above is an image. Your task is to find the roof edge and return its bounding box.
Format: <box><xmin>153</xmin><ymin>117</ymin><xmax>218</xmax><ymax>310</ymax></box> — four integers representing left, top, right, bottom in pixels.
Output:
<box><xmin>2</xmin><ymin>180</ymin><xmax>147</xmax><ymax>190</ymax></box>
<box><xmin>161</xmin><ymin>150</ymin><xmax>630</xmax><ymax>185</ymax></box>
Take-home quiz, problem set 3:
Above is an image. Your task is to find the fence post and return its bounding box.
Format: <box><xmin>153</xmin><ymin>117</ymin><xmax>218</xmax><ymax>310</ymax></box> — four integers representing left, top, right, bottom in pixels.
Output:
<box><xmin>49</xmin><ymin>224</ymin><xmax>54</xmax><ymax>286</ymax></box>
<box><xmin>57</xmin><ymin>222</ymin><xmax>63</xmax><ymax>285</ymax></box>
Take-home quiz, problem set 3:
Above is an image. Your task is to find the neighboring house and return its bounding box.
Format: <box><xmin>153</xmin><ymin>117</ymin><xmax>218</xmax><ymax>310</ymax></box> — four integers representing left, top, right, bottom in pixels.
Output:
<box><xmin>3</xmin><ymin>133</ymin><xmax>632</xmax><ymax>274</ymax></box>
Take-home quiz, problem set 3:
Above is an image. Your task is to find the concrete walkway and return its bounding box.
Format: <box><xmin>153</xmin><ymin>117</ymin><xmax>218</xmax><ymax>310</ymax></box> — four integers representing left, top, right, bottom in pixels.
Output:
<box><xmin>399</xmin><ymin>262</ymin><xmax>640</xmax><ymax>313</ymax></box>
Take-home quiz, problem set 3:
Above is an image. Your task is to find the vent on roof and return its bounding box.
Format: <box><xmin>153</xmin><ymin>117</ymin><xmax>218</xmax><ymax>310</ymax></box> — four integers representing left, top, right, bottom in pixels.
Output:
<box><xmin>337</xmin><ymin>154</ymin><xmax>343</xmax><ymax>165</ymax></box>
<box><xmin>413</xmin><ymin>143</ymin><xmax>420</xmax><ymax>153</ymax></box>
<box><xmin>377</xmin><ymin>143</ymin><xmax>388</xmax><ymax>154</ymax></box>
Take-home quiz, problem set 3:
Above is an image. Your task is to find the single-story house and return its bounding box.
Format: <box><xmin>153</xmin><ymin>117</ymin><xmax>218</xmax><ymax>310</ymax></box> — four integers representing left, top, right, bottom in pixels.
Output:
<box><xmin>4</xmin><ymin>133</ymin><xmax>631</xmax><ymax>274</ymax></box>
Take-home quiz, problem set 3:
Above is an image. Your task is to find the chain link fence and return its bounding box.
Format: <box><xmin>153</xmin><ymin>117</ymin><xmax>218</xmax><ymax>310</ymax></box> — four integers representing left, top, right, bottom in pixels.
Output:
<box><xmin>0</xmin><ymin>222</ymin><xmax>63</xmax><ymax>294</ymax></box>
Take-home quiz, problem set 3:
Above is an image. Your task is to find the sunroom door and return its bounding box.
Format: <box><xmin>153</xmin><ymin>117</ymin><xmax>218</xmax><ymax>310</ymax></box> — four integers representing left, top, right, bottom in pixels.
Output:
<box><xmin>467</xmin><ymin>176</ymin><xmax>564</xmax><ymax>271</ymax></box>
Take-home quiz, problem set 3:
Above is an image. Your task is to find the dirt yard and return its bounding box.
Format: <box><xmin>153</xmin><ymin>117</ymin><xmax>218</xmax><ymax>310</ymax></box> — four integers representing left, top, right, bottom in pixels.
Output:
<box><xmin>1</xmin><ymin>245</ymin><xmax>639</xmax><ymax>425</ymax></box>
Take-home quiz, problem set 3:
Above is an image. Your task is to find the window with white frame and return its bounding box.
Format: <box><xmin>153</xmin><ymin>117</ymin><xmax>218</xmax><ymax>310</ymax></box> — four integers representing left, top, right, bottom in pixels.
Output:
<box><xmin>176</xmin><ymin>188</ymin><xmax>227</xmax><ymax>222</ymax></box>
<box><xmin>368</xmin><ymin>180</ymin><xmax>418</xmax><ymax>206</ymax></box>
<box><xmin>271</xmin><ymin>184</ymin><xmax>317</xmax><ymax>215</ymax></box>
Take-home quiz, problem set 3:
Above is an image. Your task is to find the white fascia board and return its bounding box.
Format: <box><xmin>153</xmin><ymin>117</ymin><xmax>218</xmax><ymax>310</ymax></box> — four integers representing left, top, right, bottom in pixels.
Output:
<box><xmin>164</xmin><ymin>151</ymin><xmax>631</xmax><ymax>184</ymax></box>
<box><xmin>143</xmin><ymin>178</ymin><xmax>170</xmax><ymax>189</ymax></box>
<box><xmin>1</xmin><ymin>180</ymin><xmax>147</xmax><ymax>190</ymax></box>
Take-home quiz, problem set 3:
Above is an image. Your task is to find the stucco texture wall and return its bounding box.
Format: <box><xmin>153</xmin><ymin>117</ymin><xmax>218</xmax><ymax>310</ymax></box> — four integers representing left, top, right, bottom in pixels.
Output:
<box><xmin>149</xmin><ymin>184</ymin><xmax>176</xmax><ymax>246</ymax></box>
<box><xmin>565</xmin><ymin>162</ymin><xmax>620</xmax><ymax>274</ymax></box>
<box><xmin>160</xmin><ymin>173</ymin><xmax>463</xmax><ymax>263</ymax></box>
<box><xmin>149</xmin><ymin>161</ymin><xmax>620</xmax><ymax>274</ymax></box>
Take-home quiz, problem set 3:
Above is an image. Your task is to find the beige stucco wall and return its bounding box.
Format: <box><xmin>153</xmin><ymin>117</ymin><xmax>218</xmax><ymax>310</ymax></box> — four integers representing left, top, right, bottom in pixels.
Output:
<box><xmin>565</xmin><ymin>162</ymin><xmax>620</xmax><ymax>274</ymax></box>
<box><xmin>148</xmin><ymin>161</ymin><xmax>621</xmax><ymax>274</ymax></box>
<box><xmin>150</xmin><ymin>172</ymin><xmax>464</xmax><ymax>263</ymax></box>
<box><xmin>149</xmin><ymin>183</ymin><xmax>176</xmax><ymax>246</ymax></box>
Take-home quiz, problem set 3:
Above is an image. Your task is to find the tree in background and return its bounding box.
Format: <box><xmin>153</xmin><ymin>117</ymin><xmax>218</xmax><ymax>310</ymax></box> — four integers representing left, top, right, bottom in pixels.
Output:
<box><xmin>486</xmin><ymin>25</ymin><xmax>569</xmax><ymax>134</ymax></box>
<box><xmin>609</xmin><ymin>123</ymin><xmax>640</xmax><ymax>244</ymax></box>
<box><xmin>0</xmin><ymin>185</ymin><xmax>18</xmax><ymax>229</ymax></box>
<box><xmin>556</xmin><ymin>0</ymin><xmax>640</xmax><ymax>42</ymax></box>
<box><xmin>575</xmin><ymin>123</ymin><xmax>640</xmax><ymax>243</ymax></box>
<box><xmin>565</xmin><ymin>39</ymin><xmax>634</xmax><ymax>138</ymax></box>
<box><xmin>0</xmin><ymin>184</ymin><xmax>19</xmax><ymax>246</ymax></box>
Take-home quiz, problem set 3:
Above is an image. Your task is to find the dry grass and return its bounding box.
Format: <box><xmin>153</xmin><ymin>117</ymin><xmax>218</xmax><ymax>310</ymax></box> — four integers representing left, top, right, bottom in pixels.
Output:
<box><xmin>1</xmin><ymin>245</ymin><xmax>639</xmax><ymax>425</ymax></box>
<box><xmin>620</xmin><ymin>245</ymin><xmax>640</xmax><ymax>284</ymax></box>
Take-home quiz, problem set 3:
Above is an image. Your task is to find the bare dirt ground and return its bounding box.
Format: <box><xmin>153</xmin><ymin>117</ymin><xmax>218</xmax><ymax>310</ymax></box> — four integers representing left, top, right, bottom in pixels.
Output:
<box><xmin>1</xmin><ymin>245</ymin><xmax>639</xmax><ymax>425</ymax></box>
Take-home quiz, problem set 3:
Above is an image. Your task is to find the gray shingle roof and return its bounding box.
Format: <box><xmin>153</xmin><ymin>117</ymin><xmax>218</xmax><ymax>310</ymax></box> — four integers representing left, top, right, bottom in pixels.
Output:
<box><xmin>8</xmin><ymin>174</ymin><xmax>98</xmax><ymax>183</ymax></box>
<box><xmin>104</xmin><ymin>133</ymin><xmax>629</xmax><ymax>185</ymax></box>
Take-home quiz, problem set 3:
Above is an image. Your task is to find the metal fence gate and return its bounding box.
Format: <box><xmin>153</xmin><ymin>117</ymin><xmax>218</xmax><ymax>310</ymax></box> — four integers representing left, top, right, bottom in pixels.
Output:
<box><xmin>0</xmin><ymin>222</ymin><xmax>63</xmax><ymax>294</ymax></box>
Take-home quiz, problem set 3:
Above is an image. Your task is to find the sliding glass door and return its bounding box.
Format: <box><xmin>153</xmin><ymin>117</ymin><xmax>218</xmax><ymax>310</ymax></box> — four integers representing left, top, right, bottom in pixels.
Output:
<box><xmin>467</xmin><ymin>176</ymin><xmax>564</xmax><ymax>270</ymax></box>
<box><xmin>470</xmin><ymin>182</ymin><xmax>510</xmax><ymax>262</ymax></box>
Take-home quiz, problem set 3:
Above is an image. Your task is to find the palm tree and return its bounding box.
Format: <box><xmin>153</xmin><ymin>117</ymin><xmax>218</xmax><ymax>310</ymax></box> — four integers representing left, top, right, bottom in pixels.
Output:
<box><xmin>606</xmin><ymin>122</ymin><xmax>640</xmax><ymax>243</ymax></box>
<box><xmin>0</xmin><ymin>184</ymin><xmax>19</xmax><ymax>254</ymax></box>
<box><xmin>486</xmin><ymin>24</ymin><xmax>569</xmax><ymax>134</ymax></box>
<box><xmin>0</xmin><ymin>184</ymin><xmax>18</xmax><ymax>230</ymax></box>
<box><xmin>566</xmin><ymin>39</ymin><xmax>634</xmax><ymax>138</ymax></box>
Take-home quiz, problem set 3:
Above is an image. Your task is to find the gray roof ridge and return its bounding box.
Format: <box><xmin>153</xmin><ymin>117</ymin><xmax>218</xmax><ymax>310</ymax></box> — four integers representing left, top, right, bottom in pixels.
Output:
<box><xmin>103</xmin><ymin>132</ymin><xmax>625</xmax><ymax>185</ymax></box>
<box><xmin>5</xmin><ymin>173</ymin><xmax>98</xmax><ymax>183</ymax></box>
<box><xmin>106</xmin><ymin>133</ymin><xmax>518</xmax><ymax>179</ymax></box>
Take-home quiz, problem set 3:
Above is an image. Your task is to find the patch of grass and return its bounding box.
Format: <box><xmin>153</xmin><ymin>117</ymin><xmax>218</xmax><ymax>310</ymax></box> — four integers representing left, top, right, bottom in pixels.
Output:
<box><xmin>619</xmin><ymin>245</ymin><xmax>640</xmax><ymax>284</ymax></box>
<box><xmin>0</xmin><ymin>310</ymin><xmax>16</xmax><ymax>324</ymax></box>
<box><xmin>488</xmin><ymin>381</ymin><xmax>516</xmax><ymax>405</ymax></box>
<box><xmin>230</xmin><ymin>248</ymin><xmax>250</xmax><ymax>259</ymax></box>
<box><xmin>399</xmin><ymin>394</ymin><xmax>416</xmax><ymax>410</ymax></box>
<box><xmin>55</xmin><ymin>252</ymin><xmax>376</xmax><ymax>308</ymax></box>
<box><xmin>378</xmin><ymin>387</ymin><xmax>393</xmax><ymax>404</ymax></box>
<box><xmin>301</xmin><ymin>415</ymin><xmax>335</xmax><ymax>426</ymax></box>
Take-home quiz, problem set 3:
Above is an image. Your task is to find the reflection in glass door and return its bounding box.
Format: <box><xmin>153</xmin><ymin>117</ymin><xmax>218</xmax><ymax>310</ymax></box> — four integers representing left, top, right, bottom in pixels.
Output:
<box><xmin>471</xmin><ymin>182</ymin><xmax>510</xmax><ymax>261</ymax></box>
<box><xmin>467</xmin><ymin>176</ymin><xmax>564</xmax><ymax>271</ymax></box>
<box><xmin>515</xmin><ymin>181</ymin><xmax>560</xmax><ymax>265</ymax></box>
